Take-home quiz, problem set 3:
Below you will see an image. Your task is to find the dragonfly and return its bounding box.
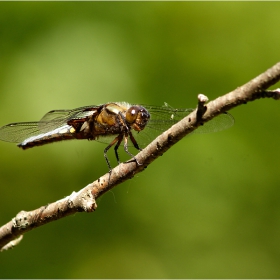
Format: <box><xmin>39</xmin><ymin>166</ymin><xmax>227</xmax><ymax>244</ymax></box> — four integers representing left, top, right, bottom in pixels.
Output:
<box><xmin>0</xmin><ymin>102</ymin><xmax>234</xmax><ymax>171</ymax></box>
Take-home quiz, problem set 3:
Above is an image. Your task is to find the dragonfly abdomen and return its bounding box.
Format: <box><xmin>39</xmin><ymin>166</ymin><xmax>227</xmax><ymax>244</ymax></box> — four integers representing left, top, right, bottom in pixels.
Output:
<box><xmin>18</xmin><ymin>125</ymin><xmax>78</xmax><ymax>150</ymax></box>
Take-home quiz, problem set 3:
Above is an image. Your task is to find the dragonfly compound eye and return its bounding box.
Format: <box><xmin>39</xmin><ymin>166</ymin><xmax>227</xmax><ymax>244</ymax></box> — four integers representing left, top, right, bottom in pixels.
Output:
<box><xmin>126</xmin><ymin>106</ymin><xmax>150</xmax><ymax>132</ymax></box>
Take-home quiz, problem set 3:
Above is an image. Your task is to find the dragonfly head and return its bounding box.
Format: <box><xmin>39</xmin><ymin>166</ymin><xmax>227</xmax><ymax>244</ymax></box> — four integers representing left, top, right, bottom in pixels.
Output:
<box><xmin>126</xmin><ymin>105</ymin><xmax>150</xmax><ymax>132</ymax></box>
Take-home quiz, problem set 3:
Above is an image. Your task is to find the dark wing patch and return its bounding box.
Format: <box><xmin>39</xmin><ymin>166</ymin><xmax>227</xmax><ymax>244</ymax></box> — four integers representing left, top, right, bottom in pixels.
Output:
<box><xmin>38</xmin><ymin>105</ymin><xmax>99</xmax><ymax>132</ymax></box>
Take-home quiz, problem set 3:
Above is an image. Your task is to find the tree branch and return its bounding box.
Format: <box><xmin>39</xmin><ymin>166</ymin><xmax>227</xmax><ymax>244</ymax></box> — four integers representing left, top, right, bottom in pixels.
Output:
<box><xmin>1</xmin><ymin>62</ymin><xmax>280</xmax><ymax>251</ymax></box>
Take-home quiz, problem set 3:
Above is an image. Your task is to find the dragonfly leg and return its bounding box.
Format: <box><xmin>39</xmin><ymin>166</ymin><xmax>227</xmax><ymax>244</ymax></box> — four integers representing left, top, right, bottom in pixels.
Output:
<box><xmin>114</xmin><ymin>134</ymin><xmax>124</xmax><ymax>165</ymax></box>
<box><xmin>104</xmin><ymin>134</ymin><xmax>124</xmax><ymax>187</ymax></box>
<box><xmin>124</xmin><ymin>133</ymin><xmax>142</xmax><ymax>166</ymax></box>
<box><xmin>104</xmin><ymin>135</ymin><xmax>121</xmax><ymax>172</ymax></box>
<box><xmin>129</xmin><ymin>131</ymin><xmax>142</xmax><ymax>151</ymax></box>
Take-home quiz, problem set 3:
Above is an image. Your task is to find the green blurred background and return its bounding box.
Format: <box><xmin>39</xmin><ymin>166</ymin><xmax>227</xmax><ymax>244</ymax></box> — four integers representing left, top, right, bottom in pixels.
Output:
<box><xmin>0</xmin><ymin>2</ymin><xmax>280</xmax><ymax>278</ymax></box>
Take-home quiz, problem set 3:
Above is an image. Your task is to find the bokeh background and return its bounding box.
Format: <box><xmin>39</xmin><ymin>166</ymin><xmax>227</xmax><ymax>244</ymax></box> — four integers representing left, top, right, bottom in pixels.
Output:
<box><xmin>0</xmin><ymin>2</ymin><xmax>280</xmax><ymax>278</ymax></box>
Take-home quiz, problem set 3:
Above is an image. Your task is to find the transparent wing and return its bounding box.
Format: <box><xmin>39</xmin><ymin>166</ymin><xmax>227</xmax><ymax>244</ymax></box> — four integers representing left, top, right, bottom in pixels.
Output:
<box><xmin>40</xmin><ymin>105</ymin><xmax>99</xmax><ymax>122</ymax></box>
<box><xmin>0</xmin><ymin>122</ymin><xmax>43</xmax><ymax>143</ymax></box>
<box><xmin>194</xmin><ymin>112</ymin><xmax>234</xmax><ymax>134</ymax></box>
<box><xmin>131</xmin><ymin>104</ymin><xmax>234</xmax><ymax>148</ymax></box>
<box><xmin>38</xmin><ymin>105</ymin><xmax>99</xmax><ymax>132</ymax></box>
<box><xmin>144</xmin><ymin>103</ymin><xmax>234</xmax><ymax>132</ymax></box>
<box><xmin>0</xmin><ymin>105</ymin><xmax>100</xmax><ymax>143</ymax></box>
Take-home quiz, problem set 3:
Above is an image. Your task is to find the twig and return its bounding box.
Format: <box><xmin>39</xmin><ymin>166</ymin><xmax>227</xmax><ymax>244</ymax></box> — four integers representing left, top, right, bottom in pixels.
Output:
<box><xmin>1</xmin><ymin>62</ymin><xmax>280</xmax><ymax>251</ymax></box>
<box><xmin>0</xmin><ymin>235</ymin><xmax>23</xmax><ymax>252</ymax></box>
